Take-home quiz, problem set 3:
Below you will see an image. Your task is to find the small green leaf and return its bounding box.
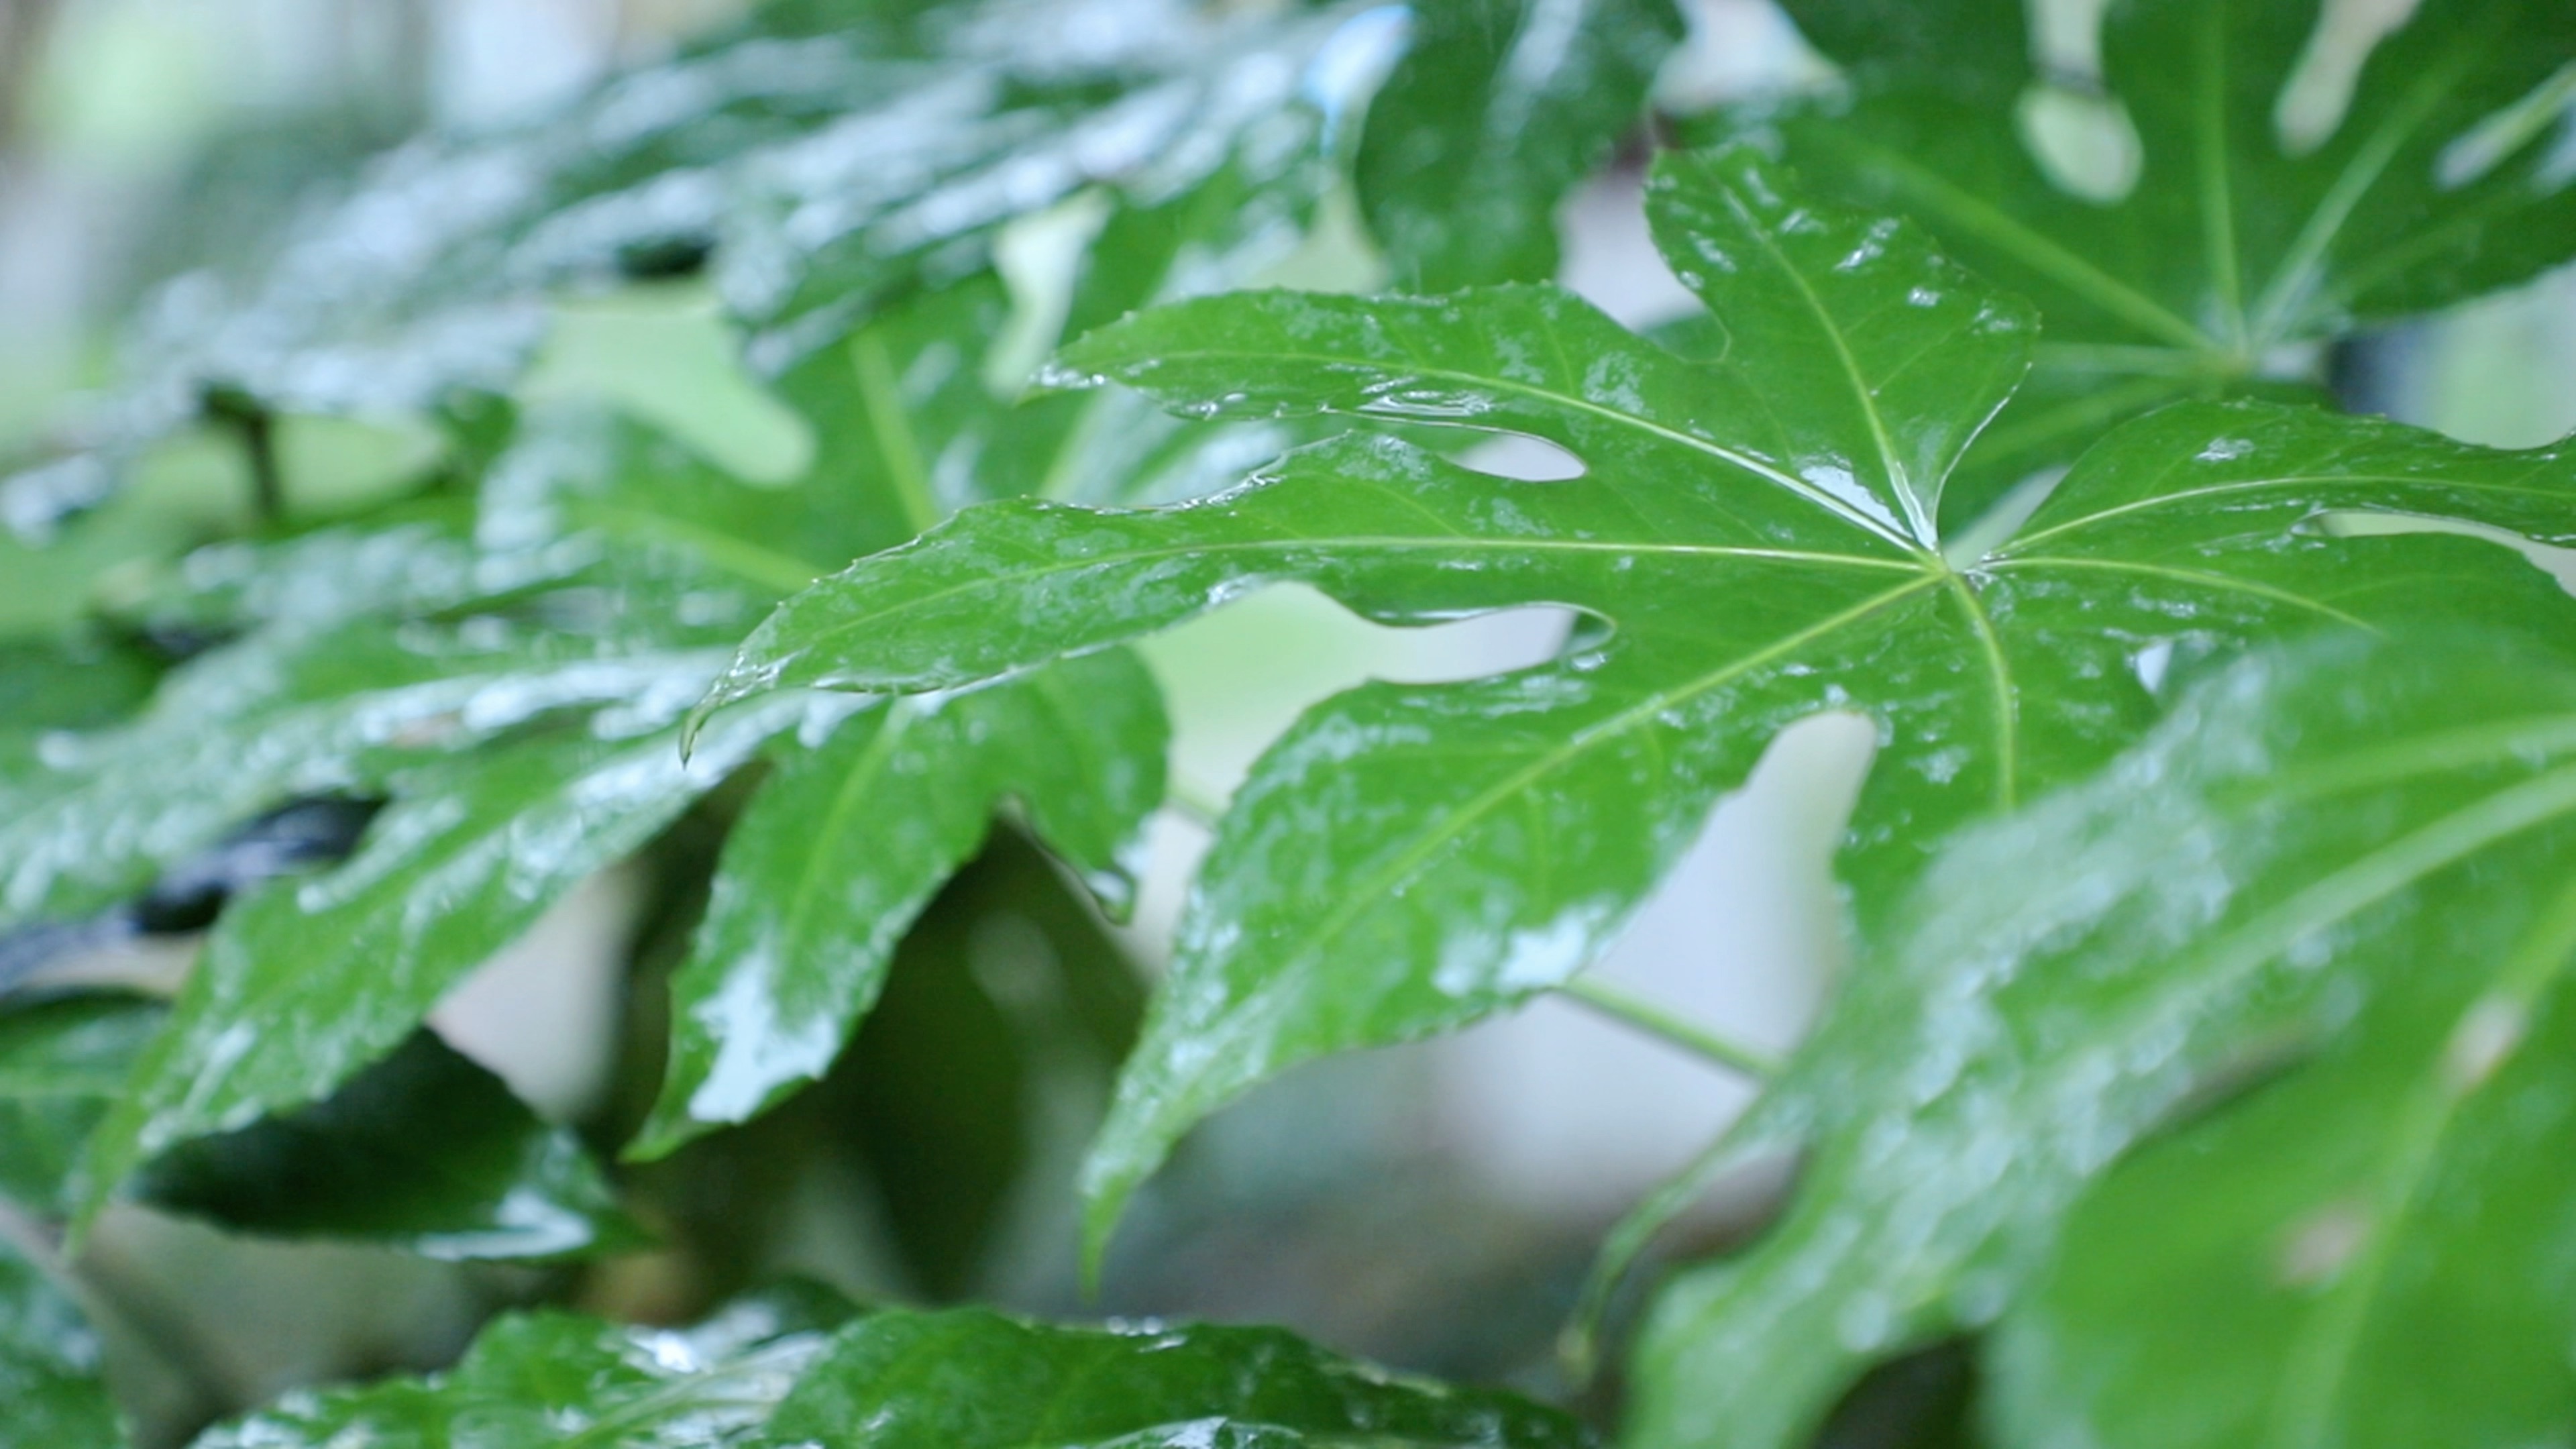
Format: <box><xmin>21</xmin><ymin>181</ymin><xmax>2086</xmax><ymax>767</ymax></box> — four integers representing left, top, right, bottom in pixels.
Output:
<box><xmin>191</xmin><ymin>1284</ymin><xmax>858</xmax><ymax>1449</ymax></box>
<box><xmin>759</xmin><ymin>1307</ymin><xmax>1591</xmax><ymax>1449</ymax></box>
<box><xmin>76</xmin><ymin>694</ymin><xmax>837</xmax><ymax>1226</ymax></box>
<box><xmin>0</xmin><ymin>1234</ymin><xmax>120</xmax><ymax>1449</ymax></box>
<box><xmin>1627</xmin><ymin>632</ymin><xmax>2576</xmax><ymax>1448</ymax></box>
<box><xmin>1712</xmin><ymin>0</ymin><xmax>2576</xmax><ymax>518</ymax></box>
<box><xmin>136</xmin><ymin>1030</ymin><xmax>641</xmax><ymax>1260</ymax></box>
<box><xmin>1360</xmin><ymin>0</ymin><xmax>1684</xmax><ymax>289</ymax></box>
<box><xmin>633</xmin><ymin>649</ymin><xmax>1163</xmax><ymax>1161</ymax></box>
<box><xmin>701</xmin><ymin>146</ymin><xmax>2576</xmax><ymax>1258</ymax></box>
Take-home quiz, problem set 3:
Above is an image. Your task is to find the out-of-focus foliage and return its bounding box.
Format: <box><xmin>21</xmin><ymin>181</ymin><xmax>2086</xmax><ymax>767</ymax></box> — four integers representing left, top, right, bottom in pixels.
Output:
<box><xmin>9</xmin><ymin>0</ymin><xmax>2576</xmax><ymax>1446</ymax></box>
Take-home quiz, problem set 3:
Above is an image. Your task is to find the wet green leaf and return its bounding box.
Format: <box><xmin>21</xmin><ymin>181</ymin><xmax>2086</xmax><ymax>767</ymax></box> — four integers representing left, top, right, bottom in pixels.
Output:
<box><xmin>137</xmin><ymin>1030</ymin><xmax>642</xmax><ymax>1260</ymax></box>
<box><xmin>1703</xmin><ymin>0</ymin><xmax>2576</xmax><ymax>519</ymax></box>
<box><xmin>0</xmin><ymin>1234</ymin><xmax>121</xmax><ymax>1448</ymax></box>
<box><xmin>633</xmin><ymin>648</ymin><xmax>1163</xmax><ymax>1161</ymax></box>
<box><xmin>0</xmin><ymin>624</ymin><xmax>734</xmax><ymax>933</ymax></box>
<box><xmin>74</xmin><ymin>694</ymin><xmax>838</xmax><ymax>1226</ymax></box>
<box><xmin>1629</xmin><ymin>633</ymin><xmax>2576</xmax><ymax>1448</ymax></box>
<box><xmin>1358</xmin><ymin>0</ymin><xmax>1683</xmax><ymax>289</ymax></box>
<box><xmin>191</xmin><ymin>1283</ymin><xmax>858</xmax><ymax>1449</ymax></box>
<box><xmin>700</xmin><ymin>146</ymin><xmax>2576</xmax><ymax>1258</ymax></box>
<box><xmin>197</xmin><ymin>1299</ymin><xmax>1576</xmax><ymax>1449</ymax></box>
<box><xmin>759</xmin><ymin>1307</ymin><xmax>1592</xmax><ymax>1448</ymax></box>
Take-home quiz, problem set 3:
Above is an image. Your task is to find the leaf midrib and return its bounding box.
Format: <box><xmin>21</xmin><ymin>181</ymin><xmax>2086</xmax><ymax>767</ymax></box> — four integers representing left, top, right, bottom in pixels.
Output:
<box><xmin>1113</xmin><ymin>340</ymin><xmax>1926</xmax><ymax>550</ymax></box>
<box><xmin>744</xmin><ymin>533</ymin><xmax>1923</xmax><ymax>687</ymax></box>
<box><xmin>1713</xmin><ymin>178</ymin><xmax>1929</xmax><ymax>544</ymax></box>
<box><xmin>1179</xmin><ymin>573</ymin><xmax>1945</xmax><ymax>1008</ymax></box>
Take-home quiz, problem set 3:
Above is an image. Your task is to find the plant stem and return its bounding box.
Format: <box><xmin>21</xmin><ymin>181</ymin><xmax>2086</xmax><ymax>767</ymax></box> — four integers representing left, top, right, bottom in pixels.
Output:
<box><xmin>1163</xmin><ymin>773</ymin><xmax>1232</xmax><ymax>830</ymax></box>
<box><xmin>1560</xmin><ymin>976</ymin><xmax>1780</xmax><ymax>1079</ymax></box>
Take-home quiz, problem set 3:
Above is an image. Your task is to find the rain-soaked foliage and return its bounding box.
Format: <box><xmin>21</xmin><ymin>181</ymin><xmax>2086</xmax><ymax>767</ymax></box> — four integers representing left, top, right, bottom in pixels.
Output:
<box><xmin>4</xmin><ymin>0</ymin><xmax>2576</xmax><ymax>1445</ymax></box>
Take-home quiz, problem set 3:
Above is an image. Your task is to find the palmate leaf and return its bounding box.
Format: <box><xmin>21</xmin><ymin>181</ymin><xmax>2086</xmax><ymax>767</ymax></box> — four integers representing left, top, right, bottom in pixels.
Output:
<box><xmin>1701</xmin><ymin>0</ymin><xmax>2576</xmax><ymax>516</ymax></box>
<box><xmin>1629</xmin><ymin>632</ymin><xmax>2576</xmax><ymax>1448</ymax></box>
<box><xmin>698</xmin><ymin>144</ymin><xmax>2576</xmax><ymax>1259</ymax></box>
<box><xmin>70</xmin><ymin>690</ymin><xmax>837</xmax><ymax>1227</ymax></box>
<box><xmin>195</xmin><ymin>1297</ymin><xmax>1586</xmax><ymax>1449</ymax></box>
<box><xmin>0</xmin><ymin>1234</ymin><xmax>119</xmax><ymax>1449</ymax></box>
<box><xmin>15</xmin><ymin>0</ymin><xmax>1675</xmax><ymax>516</ymax></box>
<box><xmin>41</xmin><ymin>238</ymin><xmax>1201</xmax><ymax>1220</ymax></box>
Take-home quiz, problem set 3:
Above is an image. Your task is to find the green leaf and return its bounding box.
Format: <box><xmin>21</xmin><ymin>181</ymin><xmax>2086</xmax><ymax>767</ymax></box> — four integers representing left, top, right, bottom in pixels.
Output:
<box><xmin>633</xmin><ymin>648</ymin><xmax>1163</xmax><ymax>1160</ymax></box>
<box><xmin>0</xmin><ymin>1000</ymin><xmax>159</xmax><ymax>1218</ymax></box>
<box><xmin>0</xmin><ymin>624</ymin><xmax>735</xmax><ymax>932</ymax></box>
<box><xmin>699</xmin><ymin>145</ymin><xmax>2576</xmax><ymax>1256</ymax></box>
<box><xmin>1358</xmin><ymin>0</ymin><xmax>1684</xmax><ymax>289</ymax></box>
<box><xmin>34</xmin><ymin>0</ymin><xmax>1361</xmax><ymax>490</ymax></box>
<box><xmin>0</xmin><ymin>1234</ymin><xmax>121</xmax><ymax>1449</ymax></box>
<box><xmin>190</xmin><ymin>1283</ymin><xmax>859</xmax><ymax>1449</ymax></box>
<box><xmin>833</xmin><ymin>824</ymin><xmax>1146</xmax><ymax>1297</ymax></box>
<box><xmin>1627</xmin><ymin>631</ymin><xmax>2576</xmax><ymax>1448</ymax></box>
<box><xmin>75</xmin><ymin>693</ymin><xmax>839</xmax><ymax>1227</ymax></box>
<box><xmin>759</xmin><ymin>1306</ymin><xmax>1591</xmax><ymax>1448</ymax></box>
<box><xmin>136</xmin><ymin>1030</ymin><xmax>641</xmax><ymax>1260</ymax></box>
<box><xmin>1709</xmin><ymin>0</ymin><xmax>2576</xmax><ymax>518</ymax></box>
<box><xmin>197</xmin><ymin>1299</ymin><xmax>1577</xmax><ymax>1449</ymax></box>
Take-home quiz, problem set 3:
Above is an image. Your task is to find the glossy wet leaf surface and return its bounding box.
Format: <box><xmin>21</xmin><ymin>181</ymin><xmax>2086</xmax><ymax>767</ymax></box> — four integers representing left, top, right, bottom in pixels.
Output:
<box><xmin>17</xmin><ymin>0</ymin><xmax>1672</xmax><ymax>517</ymax></box>
<box><xmin>1701</xmin><ymin>0</ymin><xmax>2576</xmax><ymax>516</ymax></box>
<box><xmin>1358</xmin><ymin>0</ymin><xmax>1681</xmax><ymax>290</ymax></box>
<box><xmin>193</xmin><ymin>1298</ymin><xmax>1583</xmax><ymax>1449</ymax></box>
<box><xmin>634</xmin><ymin>648</ymin><xmax>1163</xmax><ymax>1159</ymax></box>
<box><xmin>190</xmin><ymin>1282</ymin><xmax>858</xmax><ymax>1449</ymax></box>
<box><xmin>75</xmin><ymin>694</ymin><xmax>830</xmax><ymax>1224</ymax></box>
<box><xmin>1629</xmin><ymin>634</ymin><xmax>2576</xmax><ymax>1448</ymax></box>
<box><xmin>759</xmin><ymin>1307</ymin><xmax>1593</xmax><ymax>1448</ymax></box>
<box><xmin>0</xmin><ymin>1234</ymin><xmax>121</xmax><ymax>1449</ymax></box>
<box><xmin>702</xmin><ymin>145</ymin><xmax>2576</xmax><ymax>1257</ymax></box>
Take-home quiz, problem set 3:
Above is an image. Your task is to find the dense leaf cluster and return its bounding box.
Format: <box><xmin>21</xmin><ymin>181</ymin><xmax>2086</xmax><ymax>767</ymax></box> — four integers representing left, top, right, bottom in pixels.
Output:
<box><xmin>5</xmin><ymin>0</ymin><xmax>2576</xmax><ymax>1446</ymax></box>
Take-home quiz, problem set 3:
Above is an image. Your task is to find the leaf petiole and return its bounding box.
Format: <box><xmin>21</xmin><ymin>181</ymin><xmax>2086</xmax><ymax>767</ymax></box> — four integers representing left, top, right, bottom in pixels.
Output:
<box><xmin>1558</xmin><ymin>976</ymin><xmax>1780</xmax><ymax>1080</ymax></box>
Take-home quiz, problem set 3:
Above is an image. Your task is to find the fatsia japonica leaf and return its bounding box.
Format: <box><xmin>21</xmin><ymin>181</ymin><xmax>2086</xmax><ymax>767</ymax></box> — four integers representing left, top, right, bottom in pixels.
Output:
<box><xmin>631</xmin><ymin>647</ymin><xmax>1164</xmax><ymax>1159</ymax></box>
<box><xmin>195</xmin><ymin>1298</ymin><xmax>1582</xmax><ymax>1449</ymax></box>
<box><xmin>0</xmin><ymin>1234</ymin><xmax>119</xmax><ymax>1449</ymax></box>
<box><xmin>757</xmin><ymin>1307</ymin><xmax>1591</xmax><ymax>1449</ymax></box>
<box><xmin>1358</xmin><ymin>0</ymin><xmax>1683</xmax><ymax>290</ymax></box>
<box><xmin>0</xmin><ymin>623</ymin><xmax>734</xmax><ymax>933</ymax></box>
<box><xmin>13</xmin><ymin>0</ymin><xmax>1675</xmax><ymax>519</ymax></box>
<box><xmin>1629</xmin><ymin>632</ymin><xmax>2576</xmax><ymax>1449</ymax></box>
<box><xmin>698</xmin><ymin>144</ymin><xmax>2576</xmax><ymax>1258</ymax></box>
<box><xmin>73</xmin><ymin>692</ymin><xmax>843</xmax><ymax>1227</ymax></box>
<box><xmin>1704</xmin><ymin>0</ymin><xmax>2576</xmax><ymax>518</ymax></box>
<box><xmin>190</xmin><ymin>1282</ymin><xmax>860</xmax><ymax>1449</ymax></box>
